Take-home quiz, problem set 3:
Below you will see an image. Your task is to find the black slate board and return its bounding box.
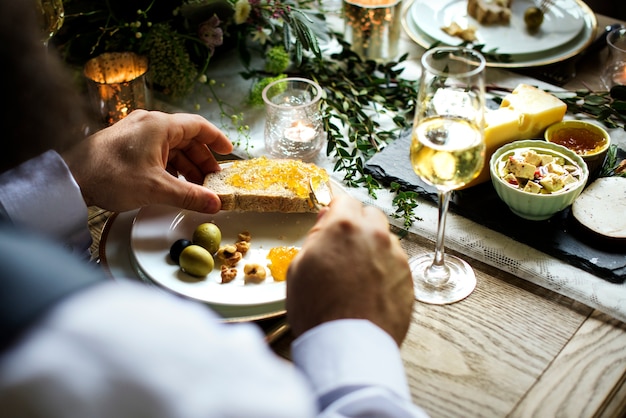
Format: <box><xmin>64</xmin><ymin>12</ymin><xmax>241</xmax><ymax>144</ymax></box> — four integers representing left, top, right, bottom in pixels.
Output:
<box><xmin>365</xmin><ymin>130</ymin><xmax>626</xmax><ymax>284</ymax></box>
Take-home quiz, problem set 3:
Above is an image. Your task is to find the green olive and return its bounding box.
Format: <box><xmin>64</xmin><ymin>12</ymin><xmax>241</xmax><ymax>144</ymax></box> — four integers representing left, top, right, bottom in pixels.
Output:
<box><xmin>179</xmin><ymin>244</ymin><xmax>215</xmax><ymax>277</ymax></box>
<box><xmin>192</xmin><ymin>223</ymin><xmax>222</xmax><ymax>255</ymax></box>
<box><xmin>524</xmin><ymin>7</ymin><xmax>544</xmax><ymax>31</ymax></box>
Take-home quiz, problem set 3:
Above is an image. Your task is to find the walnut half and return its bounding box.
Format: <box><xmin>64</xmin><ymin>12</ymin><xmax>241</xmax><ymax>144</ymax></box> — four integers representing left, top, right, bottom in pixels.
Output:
<box><xmin>235</xmin><ymin>240</ymin><xmax>251</xmax><ymax>256</ymax></box>
<box><xmin>216</xmin><ymin>244</ymin><xmax>243</xmax><ymax>267</ymax></box>
<box><xmin>243</xmin><ymin>263</ymin><xmax>267</xmax><ymax>284</ymax></box>
<box><xmin>441</xmin><ymin>22</ymin><xmax>477</xmax><ymax>42</ymax></box>
<box><xmin>220</xmin><ymin>265</ymin><xmax>237</xmax><ymax>284</ymax></box>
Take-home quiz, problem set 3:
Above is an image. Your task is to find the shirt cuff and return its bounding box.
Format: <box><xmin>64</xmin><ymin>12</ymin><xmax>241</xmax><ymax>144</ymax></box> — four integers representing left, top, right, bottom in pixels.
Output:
<box><xmin>0</xmin><ymin>150</ymin><xmax>91</xmax><ymax>255</ymax></box>
<box><xmin>291</xmin><ymin>319</ymin><xmax>412</xmax><ymax>404</ymax></box>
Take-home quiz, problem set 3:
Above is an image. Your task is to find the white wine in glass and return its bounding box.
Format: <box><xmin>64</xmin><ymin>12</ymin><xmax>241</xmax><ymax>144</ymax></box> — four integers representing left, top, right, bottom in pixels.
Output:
<box><xmin>409</xmin><ymin>47</ymin><xmax>486</xmax><ymax>305</ymax></box>
<box><xmin>35</xmin><ymin>0</ymin><xmax>65</xmax><ymax>48</ymax></box>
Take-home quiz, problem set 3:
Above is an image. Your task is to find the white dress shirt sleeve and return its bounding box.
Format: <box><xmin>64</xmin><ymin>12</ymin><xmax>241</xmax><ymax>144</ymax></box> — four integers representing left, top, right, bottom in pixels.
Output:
<box><xmin>0</xmin><ymin>281</ymin><xmax>318</xmax><ymax>418</ymax></box>
<box><xmin>292</xmin><ymin>320</ymin><xmax>430</xmax><ymax>418</ymax></box>
<box><xmin>0</xmin><ymin>281</ymin><xmax>429</xmax><ymax>418</ymax></box>
<box><xmin>0</xmin><ymin>150</ymin><xmax>91</xmax><ymax>256</ymax></box>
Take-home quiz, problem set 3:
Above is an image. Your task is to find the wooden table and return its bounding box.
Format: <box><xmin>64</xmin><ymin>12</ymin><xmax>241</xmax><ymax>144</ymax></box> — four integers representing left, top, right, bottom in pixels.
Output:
<box><xmin>396</xmin><ymin>12</ymin><xmax>626</xmax><ymax>418</ymax></box>
<box><xmin>88</xmin><ymin>12</ymin><xmax>626</xmax><ymax>418</ymax></box>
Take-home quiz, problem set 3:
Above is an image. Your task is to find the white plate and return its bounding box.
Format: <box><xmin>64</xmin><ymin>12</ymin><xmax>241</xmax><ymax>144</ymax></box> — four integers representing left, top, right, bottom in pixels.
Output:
<box><xmin>413</xmin><ymin>0</ymin><xmax>584</xmax><ymax>55</ymax></box>
<box><xmin>402</xmin><ymin>0</ymin><xmax>597</xmax><ymax>68</ymax></box>
<box><xmin>99</xmin><ymin>210</ymin><xmax>289</xmax><ymax>322</ymax></box>
<box><xmin>130</xmin><ymin>204</ymin><xmax>316</xmax><ymax>308</ymax></box>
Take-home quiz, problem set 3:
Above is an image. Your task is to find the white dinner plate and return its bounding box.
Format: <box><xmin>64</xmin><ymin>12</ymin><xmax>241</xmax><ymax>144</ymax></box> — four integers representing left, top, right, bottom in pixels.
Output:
<box><xmin>413</xmin><ymin>0</ymin><xmax>584</xmax><ymax>55</ymax></box>
<box><xmin>403</xmin><ymin>0</ymin><xmax>597</xmax><ymax>68</ymax></box>
<box><xmin>130</xmin><ymin>204</ymin><xmax>316</xmax><ymax>310</ymax></box>
<box><xmin>99</xmin><ymin>210</ymin><xmax>289</xmax><ymax>321</ymax></box>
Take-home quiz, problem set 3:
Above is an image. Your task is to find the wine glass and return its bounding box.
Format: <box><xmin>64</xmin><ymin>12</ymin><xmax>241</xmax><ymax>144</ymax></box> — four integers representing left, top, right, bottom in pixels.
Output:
<box><xmin>409</xmin><ymin>47</ymin><xmax>486</xmax><ymax>305</ymax></box>
<box><xmin>35</xmin><ymin>0</ymin><xmax>65</xmax><ymax>48</ymax></box>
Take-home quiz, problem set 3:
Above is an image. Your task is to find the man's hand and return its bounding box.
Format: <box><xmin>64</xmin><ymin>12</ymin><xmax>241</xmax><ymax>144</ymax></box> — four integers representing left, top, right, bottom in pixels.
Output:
<box><xmin>62</xmin><ymin>110</ymin><xmax>233</xmax><ymax>213</ymax></box>
<box><xmin>286</xmin><ymin>195</ymin><xmax>414</xmax><ymax>346</ymax></box>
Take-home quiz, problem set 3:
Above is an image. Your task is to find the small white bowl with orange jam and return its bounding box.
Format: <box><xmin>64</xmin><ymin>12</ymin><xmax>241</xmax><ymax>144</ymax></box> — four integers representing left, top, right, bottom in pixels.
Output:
<box><xmin>544</xmin><ymin>120</ymin><xmax>611</xmax><ymax>176</ymax></box>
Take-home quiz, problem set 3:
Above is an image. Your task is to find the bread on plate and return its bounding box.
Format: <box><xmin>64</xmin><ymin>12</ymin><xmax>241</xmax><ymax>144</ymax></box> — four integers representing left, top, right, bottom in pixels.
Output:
<box><xmin>204</xmin><ymin>157</ymin><xmax>330</xmax><ymax>213</ymax></box>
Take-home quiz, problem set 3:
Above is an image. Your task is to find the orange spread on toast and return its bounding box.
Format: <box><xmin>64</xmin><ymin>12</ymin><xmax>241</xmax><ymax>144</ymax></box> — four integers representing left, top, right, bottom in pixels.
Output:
<box><xmin>226</xmin><ymin>157</ymin><xmax>329</xmax><ymax>199</ymax></box>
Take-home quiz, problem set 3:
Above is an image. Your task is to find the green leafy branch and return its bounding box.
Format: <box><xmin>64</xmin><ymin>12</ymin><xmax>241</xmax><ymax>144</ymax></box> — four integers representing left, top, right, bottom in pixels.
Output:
<box><xmin>390</xmin><ymin>182</ymin><xmax>422</xmax><ymax>229</ymax></box>
<box><xmin>292</xmin><ymin>39</ymin><xmax>423</xmax><ymax>228</ymax></box>
<box><xmin>278</xmin><ymin>7</ymin><xmax>324</xmax><ymax>63</ymax></box>
<box><xmin>297</xmin><ymin>39</ymin><xmax>417</xmax><ymax>181</ymax></box>
<box><xmin>552</xmin><ymin>85</ymin><xmax>626</xmax><ymax>131</ymax></box>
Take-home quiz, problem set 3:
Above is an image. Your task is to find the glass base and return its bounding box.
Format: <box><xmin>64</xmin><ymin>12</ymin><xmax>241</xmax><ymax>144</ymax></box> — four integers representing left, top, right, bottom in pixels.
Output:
<box><xmin>409</xmin><ymin>253</ymin><xmax>476</xmax><ymax>305</ymax></box>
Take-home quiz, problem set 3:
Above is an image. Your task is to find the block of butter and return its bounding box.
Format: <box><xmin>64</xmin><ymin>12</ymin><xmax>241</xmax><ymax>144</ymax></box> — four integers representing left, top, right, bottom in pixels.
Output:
<box><xmin>461</xmin><ymin>83</ymin><xmax>567</xmax><ymax>189</ymax></box>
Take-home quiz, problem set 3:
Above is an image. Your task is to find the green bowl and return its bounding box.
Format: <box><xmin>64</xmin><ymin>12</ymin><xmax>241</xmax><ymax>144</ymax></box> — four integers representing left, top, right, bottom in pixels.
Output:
<box><xmin>489</xmin><ymin>140</ymin><xmax>589</xmax><ymax>221</ymax></box>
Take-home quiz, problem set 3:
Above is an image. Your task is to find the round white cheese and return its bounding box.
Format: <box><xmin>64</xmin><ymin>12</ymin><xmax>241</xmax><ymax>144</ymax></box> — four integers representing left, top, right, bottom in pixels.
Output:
<box><xmin>572</xmin><ymin>177</ymin><xmax>626</xmax><ymax>239</ymax></box>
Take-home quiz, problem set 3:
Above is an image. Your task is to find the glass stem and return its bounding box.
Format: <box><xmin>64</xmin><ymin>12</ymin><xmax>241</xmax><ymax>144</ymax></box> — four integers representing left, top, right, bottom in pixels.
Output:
<box><xmin>424</xmin><ymin>190</ymin><xmax>452</xmax><ymax>286</ymax></box>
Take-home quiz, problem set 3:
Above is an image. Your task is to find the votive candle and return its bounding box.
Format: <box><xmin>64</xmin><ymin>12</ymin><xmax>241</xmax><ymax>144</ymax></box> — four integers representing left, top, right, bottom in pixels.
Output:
<box><xmin>343</xmin><ymin>0</ymin><xmax>402</xmax><ymax>62</ymax></box>
<box><xmin>84</xmin><ymin>52</ymin><xmax>150</xmax><ymax>126</ymax></box>
<box><xmin>263</xmin><ymin>78</ymin><xmax>325</xmax><ymax>161</ymax></box>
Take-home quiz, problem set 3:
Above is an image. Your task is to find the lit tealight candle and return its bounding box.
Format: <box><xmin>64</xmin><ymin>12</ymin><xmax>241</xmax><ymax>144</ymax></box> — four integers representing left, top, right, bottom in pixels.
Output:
<box><xmin>284</xmin><ymin>121</ymin><xmax>316</xmax><ymax>142</ymax></box>
<box><xmin>263</xmin><ymin>77</ymin><xmax>324</xmax><ymax>161</ymax></box>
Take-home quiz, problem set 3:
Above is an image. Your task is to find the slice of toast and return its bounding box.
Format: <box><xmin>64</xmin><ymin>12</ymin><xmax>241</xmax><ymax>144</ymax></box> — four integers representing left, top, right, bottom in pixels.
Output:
<box><xmin>204</xmin><ymin>157</ymin><xmax>330</xmax><ymax>213</ymax></box>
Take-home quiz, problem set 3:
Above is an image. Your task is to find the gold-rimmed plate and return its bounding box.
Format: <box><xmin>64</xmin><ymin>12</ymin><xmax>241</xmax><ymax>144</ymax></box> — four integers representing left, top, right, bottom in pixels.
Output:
<box><xmin>402</xmin><ymin>0</ymin><xmax>597</xmax><ymax>68</ymax></box>
<box><xmin>99</xmin><ymin>210</ymin><xmax>288</xmax><ymax>322</ymax></box>
<box><xmin>129</xmin><ymin>204</ymin><xmax>316</xmax><ymax>310</ymax></box>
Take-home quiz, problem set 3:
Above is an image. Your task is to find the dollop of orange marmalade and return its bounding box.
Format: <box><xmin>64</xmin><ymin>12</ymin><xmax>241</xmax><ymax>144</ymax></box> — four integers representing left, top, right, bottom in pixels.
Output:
<box><xmin>267</xmin><ymin>246</ymin><xmax>299</xmax><ymax>282</ymax></box>
<box><xmin>225</xmin><ymin>157</ymin><xmax>329</xmax><ymax>199</ymax></box>
<box><xmin>550</xmin><ymin>127</ymin><xmax>607</xmax><ymax>155</ymax></box>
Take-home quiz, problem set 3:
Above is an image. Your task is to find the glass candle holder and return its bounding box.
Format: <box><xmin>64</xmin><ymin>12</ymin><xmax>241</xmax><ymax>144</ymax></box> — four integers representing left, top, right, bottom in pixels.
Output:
<box><xmin>84</xmin><ymin>52</ymin><xmax>150</xmax><ymax>126</ymax></box>
<box><xmin>262</xmin><ymin>77</ymin><xmax>325</xmax><ymax>161</ymax></box>
<box><xmin>602</xmin><ymin>26</ymin><xmax>626</xmax><ymax>89</ymax></box>
<box><xmin>343</xmin><ymin>0</ymin><xmax>402</xmax><ymax>62</ymax></box>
